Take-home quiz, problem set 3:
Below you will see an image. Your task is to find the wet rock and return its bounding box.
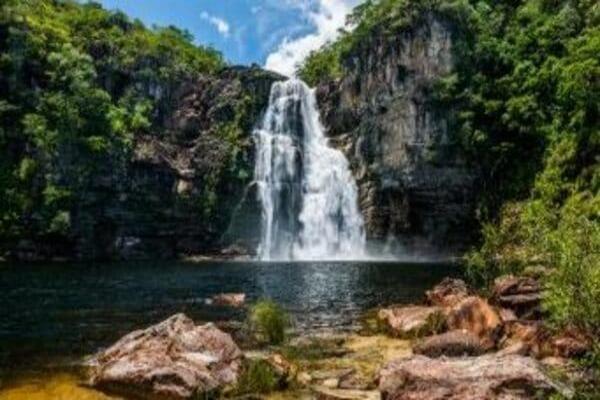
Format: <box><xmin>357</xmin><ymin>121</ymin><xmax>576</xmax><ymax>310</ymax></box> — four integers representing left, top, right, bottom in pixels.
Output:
<box><xmin>210</xmin><ymin>293</ymin><xmax>246</xmax><ymax>307</ymax></box>
<box><xmin>413</xmin><ymin>330</ymin><xmax>484</xmax><ymax>357</ymax></box>
<box><xmin>378</xmin><ymin>306</ymin><xmax>445</xmax><ymax>337</ymax></box>
<box><xmin>492</xmin><ymin>275</ymin><xmax>542</xmax><ymax>319</ymax></box>
<box><xmin>378</xmin><ymin>354</ymin><xmax>572</xmax><ymax>399</ymax></box>
<box><xmin>220</xmin><ymin>244</ymin><xmax>250</xmax><ymax>259</ymax></box>
<box><xmin>88</xmin><ymin>314</ymin><xmax>242</xmax><ymax>399</ymax></box>
<box><xmin>426</xmin><ymin>278</ymin><xmax>470</xmax><ymax>308</ymax></box>
<box><xmin>313</xmin><ymin>387</ymin><xmax>381</xmax><ymax>400</ymax></box>
<box><xmin>446</xmin><ymin>296</ymin><xmax>501</xmax><ymax>349</ymax></box>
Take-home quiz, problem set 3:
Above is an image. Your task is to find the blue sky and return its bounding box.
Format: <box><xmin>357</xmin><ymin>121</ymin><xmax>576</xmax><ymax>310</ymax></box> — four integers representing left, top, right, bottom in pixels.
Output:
<box><xmin>96</xmin><ymin>0</ymin><xmax>361</xmax><ymax>76</ymax></box>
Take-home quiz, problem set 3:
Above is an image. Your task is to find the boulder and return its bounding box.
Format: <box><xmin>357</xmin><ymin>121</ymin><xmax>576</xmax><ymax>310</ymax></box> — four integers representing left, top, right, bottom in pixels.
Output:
<box><xmin>426</xmin><ymin>278</ymin><xmax>470</xmax><ymax>308</ymax></box>
<box><xmin>88</xmin><ymin>314</ymin><xmax>243</xmax><ymax>399</ymax></box>
<box><xmin>378</xmin><ymin>354</ymin><xmax>572</xmax><ymax>400</ymax></box>
<box><xmin>210</xmin><ymin>293</ymin><xmax>246</xmax><ymax>307</ymax></box>
<box><xmin>446</xmin><ymin>296</ymin><xmax>501</xmax><ymax>349</ymax></box>
<box><xmin>378</xmin><ymin>306</ymin><xmax>445</xmax><ymax>337</ymax></box>
<box><xmin>492</xmin><ymin>275</ymin><xmax>542</xmax><ymax>319</ymax></box>
<box><xmin>413</xmin><ymin>330</ymin><xmax>484</xmax><ymax>357</ymax></box>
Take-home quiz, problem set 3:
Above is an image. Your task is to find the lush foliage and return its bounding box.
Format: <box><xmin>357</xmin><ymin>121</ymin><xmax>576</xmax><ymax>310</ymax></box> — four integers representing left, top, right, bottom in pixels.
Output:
<box><xmin>0</xmin><ymin>0</ymin><xmax>224</xmax><ymax>253</ymax></box>
<box><xmin>248</xmin><ymin>300</ymin><xmax>290</xmax><ymax>345</ymax></box>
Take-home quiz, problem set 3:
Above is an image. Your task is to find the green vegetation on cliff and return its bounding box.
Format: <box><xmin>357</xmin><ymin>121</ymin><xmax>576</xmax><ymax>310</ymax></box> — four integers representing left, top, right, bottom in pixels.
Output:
<box><xmin>0</xmin><ymin>0</ymin><xmax>225</xmax><ymax>254</ymax></box>
<box><xmin>301</xmin><ymin>0</ymin><xmax>599</xmax><ymax>349</ymax></box>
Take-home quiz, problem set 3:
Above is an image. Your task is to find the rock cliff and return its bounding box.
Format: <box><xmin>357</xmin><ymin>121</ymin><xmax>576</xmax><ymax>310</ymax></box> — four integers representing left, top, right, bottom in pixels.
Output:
<box><xmin>36</xmin><ymin>67</ymin><xmax>281</xmax><ymax>261</ymax></box>
<box><xmin>316</xmin><ymin>15</ymin><xmax>478</xmax><ymax>257</ymax></box>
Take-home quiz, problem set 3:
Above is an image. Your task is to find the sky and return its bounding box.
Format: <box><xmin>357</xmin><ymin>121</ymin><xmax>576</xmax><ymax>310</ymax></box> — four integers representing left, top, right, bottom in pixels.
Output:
<box><xmin>96</xmin><ymin>0</ymin><xmax>362</xmax><ymax>77</ymax></box>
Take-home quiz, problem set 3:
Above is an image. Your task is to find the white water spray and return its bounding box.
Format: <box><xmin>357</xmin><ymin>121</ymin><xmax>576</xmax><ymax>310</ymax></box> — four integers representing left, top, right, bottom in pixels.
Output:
<box><xmin>254</xmin><ymin>79</ymin><xmax>366</xmax><ymax>261</ymax></box>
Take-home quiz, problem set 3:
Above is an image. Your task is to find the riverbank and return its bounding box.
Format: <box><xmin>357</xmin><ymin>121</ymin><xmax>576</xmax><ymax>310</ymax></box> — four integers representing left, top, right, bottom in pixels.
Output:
<box><xmin>2</xmin><ymin>271</ymin><xmax>594</xmax><ymax>399</ymax></box>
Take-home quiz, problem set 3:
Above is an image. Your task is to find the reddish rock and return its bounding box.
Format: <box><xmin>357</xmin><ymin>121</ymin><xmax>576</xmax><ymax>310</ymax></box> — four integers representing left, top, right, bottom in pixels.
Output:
<box><xmin>492</xmin><ymin>275</ymin><xmax>542</xmax><ymax>318</ymax></box>
<box><xmin>378</xmin><ymin>306</ymin><xmax>445</xmax><ymax>337</ymax></box>
<box><xmin>499</xmin><ymin>320</ymin><xmax>549</xmax><ymax>358</ymax></box>
<box><xmin>548</xmin><ymin>328</ymin><xmax>591</xmax><ymax>358</ymax></box>
<box><xmin>210</xmin><ymin>293</ymin><xmax>246</xmax><ymax>307</ymax></box>
<box><xmin>446</xmin><ymin>296</ymin><xmax>501</xmax><ymax>349</ymax></box>
<box><xmin>413</xmin><ymin>330</ymin><xmax>484</xmax><ymax>358</ymax></box>
<box><xmin>89</xmin><ymin>314</ymin><xmax>243</xmax><ymax>399</ymax></box>
<box><xmin>378</xmin><ymin>354</ymin><xmax>571</xmax><ymax>400</ymax></box>
<box><xmin>426</xmin><ymin>278</ymin><xmax>470</xmax><ymax>308</ymax></box>
<box><xmin>498</xmin><ymin>308</ymin><xmax>518</xmax><ymax>323</ymax></box>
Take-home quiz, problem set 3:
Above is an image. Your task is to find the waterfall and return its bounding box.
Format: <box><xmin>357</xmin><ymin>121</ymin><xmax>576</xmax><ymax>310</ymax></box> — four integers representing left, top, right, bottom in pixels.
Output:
<box><xmin>254</xmin><ymin>79</ymin><xmax>366</xmax><ymax>261</ymax></box>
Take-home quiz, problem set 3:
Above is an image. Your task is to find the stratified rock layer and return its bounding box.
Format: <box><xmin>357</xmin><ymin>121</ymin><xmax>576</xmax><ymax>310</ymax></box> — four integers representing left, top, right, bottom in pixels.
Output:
<box><xmin>89</xmin><ymin>314</ymin><xmax>243</xmax><ymax>399</ymax></box>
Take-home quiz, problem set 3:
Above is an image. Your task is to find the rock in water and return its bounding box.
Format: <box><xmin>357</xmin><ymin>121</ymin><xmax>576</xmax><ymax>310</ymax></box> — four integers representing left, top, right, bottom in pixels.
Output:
<box><xmin>426</xmin><ymin>278</ymin><xmax>470</xmax><ymax>308</ymax></box>
<box><xmin>210</xmin><ymin>293</ymin><xmax>246</xmax><ymax>307</ymax></box>
<box><xmin>378</xmin><ymin>354</ymin><xmax>571</xmax><ymax>399</ymax></box>
<box><xmin>378</xmin><ymin>306</ymin><xmax>445</xmax><ymax>338</ymax></box>
<box><xmin>88</xmin><ymin>314</ymin><xmax>243</xmax><ymax>399</ymax></box>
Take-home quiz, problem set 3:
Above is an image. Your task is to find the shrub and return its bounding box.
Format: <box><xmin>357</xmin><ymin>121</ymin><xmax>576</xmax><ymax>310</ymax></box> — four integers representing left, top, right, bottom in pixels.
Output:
<box><xmin>248</xmin><ymin>300</ymin><xmax>289</xmax><ymax>345</ymax></box>
<box><xmin>233</xmin><ymin>359</ymin><xmax>281</xmax><ymax>395</ymax></box>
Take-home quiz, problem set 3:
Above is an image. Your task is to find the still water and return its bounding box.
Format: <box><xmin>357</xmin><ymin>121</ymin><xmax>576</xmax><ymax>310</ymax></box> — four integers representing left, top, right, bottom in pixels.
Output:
<box><xmin>0</xmin><ymin>261</ymin><xmax>458</xmax><ymax>377</ymax></box>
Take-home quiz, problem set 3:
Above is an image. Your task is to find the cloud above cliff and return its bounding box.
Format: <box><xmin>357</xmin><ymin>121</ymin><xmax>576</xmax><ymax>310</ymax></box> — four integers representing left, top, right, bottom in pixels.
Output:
<box><xmin>264</xmin><ymin>0</ymin><xmax>360</xmax><ymax>77</ymax></box>
<box><xmin>200</xmin><ymin>12</ymin><xmax>230</xmax><ymax>38</ymax></box>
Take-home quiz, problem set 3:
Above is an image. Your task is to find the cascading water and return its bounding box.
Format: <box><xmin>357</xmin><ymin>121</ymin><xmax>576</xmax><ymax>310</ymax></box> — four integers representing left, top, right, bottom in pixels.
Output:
<box><xmin>254</xmin><ymin>79</ymin><xmax>366</xmax><ymax>261</ymax></box>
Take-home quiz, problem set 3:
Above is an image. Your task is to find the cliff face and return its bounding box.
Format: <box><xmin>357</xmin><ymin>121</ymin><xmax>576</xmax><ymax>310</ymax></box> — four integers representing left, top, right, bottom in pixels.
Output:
<box><xmin>14</xmin><ymin>67</ymin><xmax>281</xmax><ymax>261</ymax></box>
<box><xmin>317</xmin><ymin>15</ymin><xmax>478</xmax><ymax>256</ymax></box>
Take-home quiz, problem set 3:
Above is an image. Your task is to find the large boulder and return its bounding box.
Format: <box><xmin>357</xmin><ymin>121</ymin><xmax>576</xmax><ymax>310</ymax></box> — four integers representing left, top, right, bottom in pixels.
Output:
<box><xmin>446</xmin><ymin>296</ymin><xmax>501</xmax><ymax>349</ymax></box>
<box><xmin>378</xmin><ymin>354</ymin><xmax>571</xmax><ymax>400</ymax></box>
<box><xmin>88</xmin><ymin>314</ymin><xmax>243</xmax><ymax>399</ymax></box>
<box><xmin>378</xmin><ymin>306</ymin><xmax>445</xmax><ymax>338</ymax></box>
<box><xmin>413</xmin><ymin>330</ymin><xmax>484</xmax><ymax>358</ymax></box>
<box><xmin>492</xmin><ymin>275</ymin><xmax>542</xmax><ymax>319</ymax></box>
<box><xmin>426</xmin><ymin>278</ymin><xmax>470</xmax><ymax>308</ymax></box>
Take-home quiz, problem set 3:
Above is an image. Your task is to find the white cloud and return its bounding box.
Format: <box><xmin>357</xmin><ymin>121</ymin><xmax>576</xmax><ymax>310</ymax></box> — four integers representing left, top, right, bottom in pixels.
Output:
<box><xmin>201</xmin><ymin>11</ymin><xmax>230</xmax><ymax>38</ymax></box>
<box><xmin>264</xmin><ymin>0</ymin><xmax>360</xmax><ymax>77</ymax></box>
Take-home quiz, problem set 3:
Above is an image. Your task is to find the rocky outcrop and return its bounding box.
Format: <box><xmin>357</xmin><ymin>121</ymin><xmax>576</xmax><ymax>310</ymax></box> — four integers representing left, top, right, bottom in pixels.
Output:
<box><xmin>317</xmin><ymin>15</ymin><xmax>478</xmax><ymax>256</ymax></box>
<box><xmin>66</xmin><ymin>67</ymin><xmax>282</xmax><ymax>260</ymax></box>
<box><xmin>426</xmin><ymin>278</ymin><xmax>470</xmax><ymax>308</ymax></box>
<box><xmin>378</xmin><ymin>354</ymin><xmax>571</xmax><ymax>400</ymax></box>
<box><xmin>88</xmin><ymin>314</ymin><xmax>243</xmax><ymax>399</ymax></box>
<box><xmin>378</xmin><ymin>306</ymin><xmax>445</xmax><ymax>337</ymax></box>
<box><xmin>446</xmin><ymin>296</ymin><xmax>502</xmax><ymax>349</ymax></box>
<box><xmin>492</xmin><ymin>275</ymin><xmax>542</xmax><ymax>319</ymax></box>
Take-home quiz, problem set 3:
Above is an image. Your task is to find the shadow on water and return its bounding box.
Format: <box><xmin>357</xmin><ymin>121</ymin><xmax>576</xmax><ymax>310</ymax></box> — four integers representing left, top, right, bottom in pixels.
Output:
<box><xmin>0</xmin><ymin>260</ymin><xmax>461</xmax><ymax>376</ymax></box>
